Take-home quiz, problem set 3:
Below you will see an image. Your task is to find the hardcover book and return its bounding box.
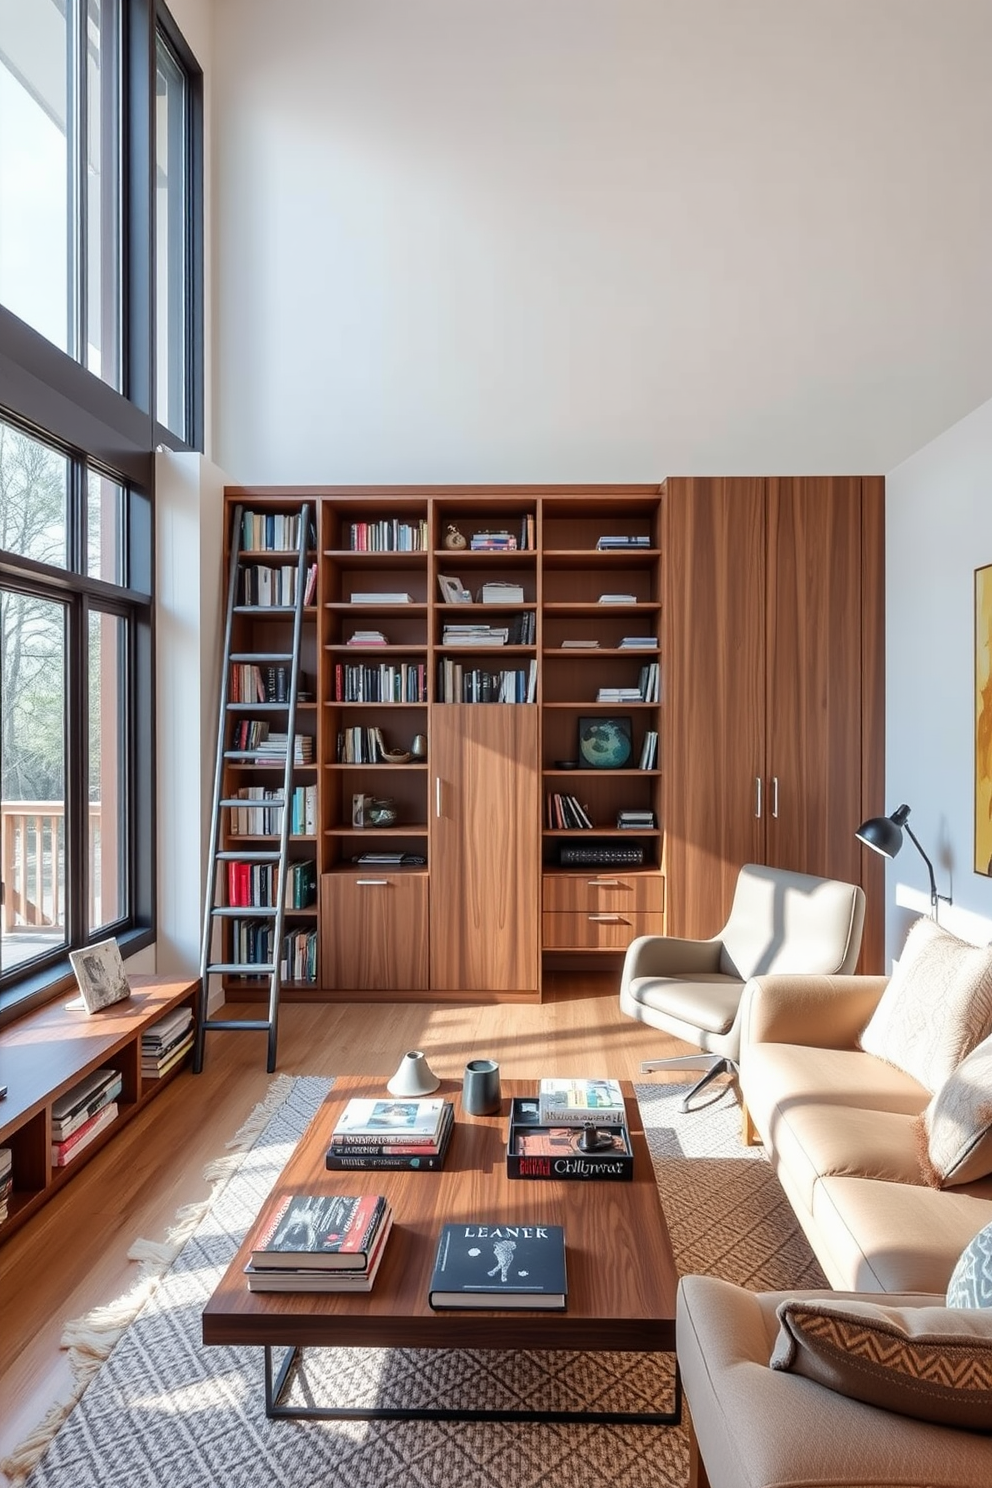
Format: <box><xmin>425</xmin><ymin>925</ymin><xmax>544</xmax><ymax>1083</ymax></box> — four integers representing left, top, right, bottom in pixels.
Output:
<box><xmin>249</xmin><ymin>1192</ymin><xmax>388</xmax><ymax>1270</ymax></box>
<box><xmin>537</xmin><ymin>1078</ymin><xmax>626</xmax><ymax>1127</ymax></box>
<box><xmin>327</xmin><ymin>1103</ymin><xmax>454</xmax><ymax>1161</ymax></box>
<box><xmin>428</xmin><ymin>1222</ymin><xmax>567</xmax><ymax>1310</ymax></box>
<box><xmin>331</xmin><ymin>1096</ymin><xmax>447</xmax><ymax>1145</ymax></box>
<box><xmin>244</xmin><ymin>1211</ymin><xmax>394</xmax><ymax>1291</ymax></box>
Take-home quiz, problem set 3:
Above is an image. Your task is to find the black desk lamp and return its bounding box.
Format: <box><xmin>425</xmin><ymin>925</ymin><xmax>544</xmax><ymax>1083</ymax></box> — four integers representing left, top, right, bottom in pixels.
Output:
<box><xmin>855</xmin><ymin>803</ymin><xmax>951</xmax><ymax>920</ymax></box>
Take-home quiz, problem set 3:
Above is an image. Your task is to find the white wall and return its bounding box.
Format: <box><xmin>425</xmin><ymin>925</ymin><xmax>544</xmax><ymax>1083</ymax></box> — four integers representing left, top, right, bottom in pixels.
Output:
<box><xmin>210</xmin><ymin>0</ymin><xmax>992</xmax><ymax>483</ymax></box>
<box><xmin>883</xmin><ymin>399</ymin><xmax>992</xmax><ymax>960</ymax></box>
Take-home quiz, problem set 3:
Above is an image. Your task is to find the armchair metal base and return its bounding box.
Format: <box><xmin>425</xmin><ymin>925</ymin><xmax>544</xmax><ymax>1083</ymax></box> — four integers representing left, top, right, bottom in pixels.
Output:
<box><xmin>639</xmin><ymin>1055</ymin><xmax>737</xmax><ymax>1113</ymax></box>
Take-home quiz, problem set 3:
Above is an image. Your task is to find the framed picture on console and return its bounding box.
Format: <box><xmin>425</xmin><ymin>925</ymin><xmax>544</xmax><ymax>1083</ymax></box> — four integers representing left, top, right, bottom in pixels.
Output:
<box><xmin>578</xmin><ymin>716</ymin><xmax>632</xmax><ymax>769</ymax></box>
<box><xmin>68</xmin><ymin>937</ymin><xmax>132</xmax><ymax>1014</ymax></box>
<box><xmin>976</xmin><ymin>561</ymin><xmax>992</xmax><ymax>876</ymax></box>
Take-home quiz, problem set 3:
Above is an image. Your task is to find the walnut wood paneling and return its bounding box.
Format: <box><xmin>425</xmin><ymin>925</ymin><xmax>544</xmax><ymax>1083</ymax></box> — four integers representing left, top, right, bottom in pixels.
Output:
<box><xmin>663</xmin><ymin>478</ymin><xmax>766</xmax><ymax>938</ymax></box>
<box><xmin>542</xmin><ymin>910</ymin><xmax>664</xmax><ymax>949</ymax></box>
<box><xmin>542</xmin><ymin>872</ymin><xmax>664</xmax><ymax>914</ymax></box>
<box><xmin>858</xmin><ymin>476</ymin><xmax>886</xmax><ymax>973</ymax></box>
<box><xmin>430</xmin><ymin>705</ymin><xmax>540</xmax><ymax>992</ymax></box>
<box><xmin>321</xmin><ymin>872</ymin><xmax>429</xmax><ymax>990</ymax></box>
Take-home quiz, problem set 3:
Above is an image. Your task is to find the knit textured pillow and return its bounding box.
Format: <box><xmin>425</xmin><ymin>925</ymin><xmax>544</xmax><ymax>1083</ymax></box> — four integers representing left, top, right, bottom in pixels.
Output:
<box><xmin>859</xmin><ymin>918</ymin><xmax>992</xmax><ymax>1093</ymax></box>
<box><xmin>771</xmin><ymin>1296</ymin><xmax>992</xmax><ymax>1428</ymax></box>
<box><xmin>918</xmin><ymin>1035</ymin><xmax>992</xmax><ymax>1187</ymax></box>
<box><xmin>947</xmin><ymin>1221</ymin><xmax>992</xmax><ymax>1309</ymax></box>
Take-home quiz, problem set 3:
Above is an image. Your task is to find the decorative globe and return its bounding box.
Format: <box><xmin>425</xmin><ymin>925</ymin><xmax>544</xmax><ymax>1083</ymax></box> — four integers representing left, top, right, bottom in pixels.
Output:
<box><xmin>579</xmin><ymin>719</ymin><xmax>631</xmax><ymax>768</ymax></box>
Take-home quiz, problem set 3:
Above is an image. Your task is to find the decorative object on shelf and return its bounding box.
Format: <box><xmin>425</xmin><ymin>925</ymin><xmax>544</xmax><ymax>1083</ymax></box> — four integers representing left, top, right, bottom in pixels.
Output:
<box><xmin>554</xmin><ymin>759</ymin><xmax>578</xmax><ymax>770</ymax></box>
<box><xmin>443</xmin><ymin>523</ymin><xmax>467</xmax><ymax>550</ymax></box>
<box><xmin>577</xmin><ymin>715</ymin><xmax>633</xmax><ymax>769</ymax></box>
<box><xmin>461</xmin><ymin>1058</ymin><xmax>501</xmax><ymax>1116</ymax></box>
<box><xmin>437</xmin><ymin>573</ymin><xmax>471</xmax><ymax>604</ymax></box>
<box><xmin>577</xmin><ymin>1122</ymin><xmax>616</xmax><ymax>1152</ymax></box>
<box><xmin>380</xmin><ymin>748</ymin><xmax>412</xmax><ymax>764</ymax></box>
<box><xmin>856</xmin><ymin>803</ymin><xmax>952</xmax><ymax>920</ymax></box>
<box><xmin>386</xmin><ymin>1049</ymin><xmax>441</xmax><ymax>1096</ymax></box>
<box><xmin>352</xmin><ymin>793</ymin><xmax>372</xmax><ymax>828</ymax></box>
<box><xmin>67</xmin><ymin>937</ymin><xmax>132</xmax><ymax>1014</ymax></box>
<box><xmin>410</xmin><ymin>733</ymin><xmax>428</xmax><ymax>761</ymax></box>
<box><xmin>368</xmin><ymin>799</ymin><xmax>398</xmax><ymax>827</ymax></box>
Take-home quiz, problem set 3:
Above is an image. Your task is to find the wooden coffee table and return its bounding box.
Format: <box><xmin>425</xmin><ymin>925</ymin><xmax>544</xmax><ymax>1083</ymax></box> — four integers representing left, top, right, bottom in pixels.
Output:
<box><xmin>202</xmin><ymin>1076</ymin><xmax>680</xmax><ymax>1424</ymax></box>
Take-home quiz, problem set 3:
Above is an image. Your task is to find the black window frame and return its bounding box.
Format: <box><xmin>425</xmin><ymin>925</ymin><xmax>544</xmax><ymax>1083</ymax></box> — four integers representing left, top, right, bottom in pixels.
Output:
<box><xmin>0</xmin><ymin>0</ymin><xmax>202</xmax><ymax>1023</ymax></box>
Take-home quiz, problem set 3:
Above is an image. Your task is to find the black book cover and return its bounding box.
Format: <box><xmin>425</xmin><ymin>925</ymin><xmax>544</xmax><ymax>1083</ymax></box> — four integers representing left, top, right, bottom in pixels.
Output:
<box><xmin>428</xmin><ymin>1222</ymin><xmax>567</xmax><ymax>1309</ymax></box>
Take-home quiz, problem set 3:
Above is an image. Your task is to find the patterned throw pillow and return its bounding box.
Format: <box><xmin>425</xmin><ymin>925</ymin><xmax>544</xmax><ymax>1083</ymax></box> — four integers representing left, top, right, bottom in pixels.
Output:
<box><xmin>918</xmin><ymin>1035</ymin><xmax>992</xmax><ymax>1187</ymax></box>
<box><xmin>860</xmin><ymin>918</ymin><xmax>992</xmax><ymax>1093</ymax></box>
<box><xmin>770</xmin><ymin>1296</ymin><xmax>992</xmax><ymax>1427</ymax></box>
<box><xmin>947</xmin><ymin>1221</ymin><xmax>992</xmax><ymax>1309</ymax></box>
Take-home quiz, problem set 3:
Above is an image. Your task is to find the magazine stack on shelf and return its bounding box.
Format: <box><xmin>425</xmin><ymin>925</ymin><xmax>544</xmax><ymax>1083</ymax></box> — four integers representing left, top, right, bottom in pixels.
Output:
<box><xmin>0</xmin><ymin>1147</ymin><xmax>12</xmax><ymax>1227</ymax></box>
<box><xmin>50</xmin><ymin>1067</ymin><xmax>123</xmax><ymax>1167</ymax></box>
<box><xmin>244</xmin><ymin>1191</ymin><xmax>394</xmax><ymax>1292</ymax></box>
<box><xmin>141</xmin><ymin>1006</ymin><xmax>195</xmax><ymax>1079</ymax></box>
<box><xmin>325</xmin><ymin>1096</ymin><xmax>454</xmax><ymax>1171</ymax></box>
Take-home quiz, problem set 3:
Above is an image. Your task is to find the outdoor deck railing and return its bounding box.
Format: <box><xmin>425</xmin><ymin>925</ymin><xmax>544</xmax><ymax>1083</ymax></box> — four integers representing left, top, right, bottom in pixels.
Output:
<box><xmin>1</xmin><ymin>801</ymin><xmax>102</xmax><ymax>934</ymax></box>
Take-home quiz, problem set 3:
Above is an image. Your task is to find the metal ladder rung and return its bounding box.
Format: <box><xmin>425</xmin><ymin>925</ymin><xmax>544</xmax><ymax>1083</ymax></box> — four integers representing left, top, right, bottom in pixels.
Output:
<box><xmin>219</xmin><ymin>798</ymin><xmax>284</xmax><ymax>808</ymax></box>
<box><xmin>234</xmin><ymin>605</ymin><xmax>296</xmax><ymax>614</ymax></box>
<box><xmin>207</xmin><ymin>963</ymin><xmax>277</xmax><ymax>975</ymax></box>
<box><xmin>225</xmin><ymin>702</ymin><xmax>291</xmax><ymax>712</ymax></box>
<box><xmin>216</xmin><ymin>850</ymin><xmax>281</xmax><ymax>862</ymax></box>
<box><xmin>230</xmin><ymin>651</ymin><xmax>294</xmax><ymax>663</ymax></box>
<box><xmin>211</xmin><ymin>905</ymin><xmax>279</xmax><ymax>918</ymax></box>
<box><xmin>201</xmin><ymin>1017</ymin><xmax>275</xmax><ymax>1032</ymax></box>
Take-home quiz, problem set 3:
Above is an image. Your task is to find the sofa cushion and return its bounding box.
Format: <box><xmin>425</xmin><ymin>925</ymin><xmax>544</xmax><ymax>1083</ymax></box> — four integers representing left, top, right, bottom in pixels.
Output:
<box><xmin>947</xmin><ymin>1220</ymin><xmax>992</xmax><ymax>1308</ymax></box>
<box><xmin>860</xmin><ymin>918</ymin><xmax>992</xmax><ymax>1093</ymax></box>
<box><xmin>770</xmin><ymin>1295</ymin><xmax>992</xmax><ymax>1429</ymax></box>
<box><xmin>920</xmin><ymin>1035</ymin><xmax>992</xmax><ymax>1188</ymax></box>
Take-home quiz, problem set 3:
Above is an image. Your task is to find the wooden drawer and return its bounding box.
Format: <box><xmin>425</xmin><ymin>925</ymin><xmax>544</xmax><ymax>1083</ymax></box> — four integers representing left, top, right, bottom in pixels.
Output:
<box><xmin>542</xmin><ymin>909</ymin><xmax>665</xmax><ymax>950</ymax></box>
<box><xmin>321</xmin><ymin>871</ymin><xmax>429</xmax><ymax>990</ymax></box>
<box><xmin>542</xmin><ymin>872</ymin><xmax>664</xmax><ymax>914</ymax></box>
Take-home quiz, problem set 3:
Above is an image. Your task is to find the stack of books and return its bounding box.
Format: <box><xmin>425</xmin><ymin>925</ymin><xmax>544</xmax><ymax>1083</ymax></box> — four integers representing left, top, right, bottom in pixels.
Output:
<box><xmin>537</xmin><ymin>1077</ymin><xmax>626</xmax><ymax>1127</ymax></box>
<box><xmin>596</xmin><ymin>686</ymin><xmax>644</xmax><ymax>703</ymax></box>
<box><xmin>619</xmin><ymin>635</ymin><xmax>657</xmax><ymax>649</ymax></box>
<box><xmin>325</xmin><ymin>1096</ymin><xmax>454</xmax><ymax>1171</ymax></box>
<box><xmin>142</xmin><ymin>1007</ymin><xmax>195</xmax><ymax>1079</ymax></box>
<box><xmin>617</xmin><ymin>808</ymin><xmax>655</xmax><ymax>829</ymax></box>
<box><xmin>254</xmin><ymin>733</ymin><xmax>314</xmax><ymax>765</ymax></box>
<box><xmin>0</xmin><ymin>1147</ymin><xmax>11</xmax><ymax>1226</ymax></box>
<box><xmin>51</xmin><ymin>1067</ymin><xmax>123</xmax><ymax>1168</ymax></box>
<box><xmin>479</xmin><ymin>581</ymin><xmax>525</xmax><ymax>604</ymax></box>
<box><xmin>597</xmin><ymin>593</ymin><xmax>637</xmax><ymax>605</ymax></box>
<box><xmin>470</xmin><ymin>530</ymin><xmax>517</xmax><ymax>551</ymax></box>
<box><xmin>244</xmin><ymin>1191</ymin><xmax>394</xmax><ymax>1292</ymax></box>
<box><xmin>346</xmin><ymin>629</ymin><xmax>388</xmax><ymax>646</ymax></box>
<box><xmin>595</xmin><ymin>535</ymin><xmax>651</xmax><ymax>550</ymax></box>
<box><xmin>350</xmin><ymin>591</ymin><xmax>414</xmax><ymax>604</ymax></box>
<box><xmin>442</xmin><ymin>623</ymin><xmax>509</xmax><ymax>646</ymax></box>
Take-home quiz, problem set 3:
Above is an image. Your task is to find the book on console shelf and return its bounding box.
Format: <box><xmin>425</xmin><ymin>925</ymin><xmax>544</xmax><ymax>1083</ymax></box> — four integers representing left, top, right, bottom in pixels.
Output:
<box><xmin>51</xmin><ymin>1067</ymin><xmax>122</xmax><ymax>1141</ymax></box>
<box><xmin>244</xmin><ymin>1210</ymin><xmax>394</xmax><ymax>1292</ymax></box>
<box><xmin>537</xmin><ymin>1078</ymin><xmax>626</xmax><ymax>1127</ymax></box>
<box><xmin>428</xmin><ymin>1222</ymin><xmax>567</xmax><ymax>1310</ymax></box>
<box><xmin>141</xmin><ymin>1031</ymin><xmax>195</xmax><ymax>1079</ymax></box>
<box><xmin>52</xmin><ymin>1101</ymin><xmax>119</xmax><ymax>1166</ymax></box>
<box><xmin>506</xmin><ymin>1098</ymin><xmax>634</xmax><ymax>1182</ymax></box>
<box><xmin>327</xmin><ymin>1103</ymin><xmax>454</xmax><ymax>1164</ymax></box>
<box><xmin>248</xmin><ymin>1192</ymin><xmax>389</xmax><ymax>1271</ymax></box>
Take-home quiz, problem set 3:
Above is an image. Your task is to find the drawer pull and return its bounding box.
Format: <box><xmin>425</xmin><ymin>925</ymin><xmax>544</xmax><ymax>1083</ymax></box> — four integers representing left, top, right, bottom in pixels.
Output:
<box><xmin>588</xmin><ymin>913</ymin><xmax>625</xmax><ymax>923</ymax></box>
<box><xmin>588</xmin><ymin>878</ymin><xmax>622</xmax><ymax>887</ymax></box>
<box><xmin>355</xmin><ymin>879</ymin><xmax>388</xmax><ymax>886</ymax></box>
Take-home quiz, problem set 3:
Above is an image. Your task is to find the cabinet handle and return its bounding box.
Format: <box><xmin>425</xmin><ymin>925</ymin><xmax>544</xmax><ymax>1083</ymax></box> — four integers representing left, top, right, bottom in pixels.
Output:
<box><xmin>755</xmin><ymin>777</ymin><xmax>762</xmax><ymax>819</ymax></box>
<box><xmin>435</xmin><ymin>777</ymin><xmax>442</xmax><ymax>817</ymax></box>
<box><xmin>356</xmin><ymin>879</ymin><xmax>388</xmax><ymax>886</ymax></box>
<box><xmin>589</xmin><ymin>878</ymin><xmax>622</xmax><ymax>887</ymax></box>
<box><xmin>771</xmin><ymin>776</ymin><xmax>779</xmax><ymax>819</ymax></box>
<box><xmin>588</xmin><ymin>913</ymin><xmax>625</xmax><ymax>923</ymax></box>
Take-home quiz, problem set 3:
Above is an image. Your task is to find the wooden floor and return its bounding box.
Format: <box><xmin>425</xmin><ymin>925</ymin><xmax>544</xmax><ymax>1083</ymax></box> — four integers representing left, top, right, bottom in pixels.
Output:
<box><xmin>0</xmin><ymin>974</ymin><xmax>695</xmax><ymax>1476</ymax></box>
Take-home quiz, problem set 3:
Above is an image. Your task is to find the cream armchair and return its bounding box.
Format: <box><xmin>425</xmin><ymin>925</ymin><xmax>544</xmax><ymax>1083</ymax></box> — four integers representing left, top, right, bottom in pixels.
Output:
<box><xmin>619</xmin><ymin>863</ymin><xmax>866</xmax><ymax>1109</ymax></box>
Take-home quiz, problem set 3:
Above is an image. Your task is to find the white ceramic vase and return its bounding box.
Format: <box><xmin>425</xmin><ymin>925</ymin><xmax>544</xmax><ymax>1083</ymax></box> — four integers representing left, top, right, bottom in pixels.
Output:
<box><xmin>386</xmin><ymin>1049</ymin><xmax>440</xmax><ymax>1097</ymax></box>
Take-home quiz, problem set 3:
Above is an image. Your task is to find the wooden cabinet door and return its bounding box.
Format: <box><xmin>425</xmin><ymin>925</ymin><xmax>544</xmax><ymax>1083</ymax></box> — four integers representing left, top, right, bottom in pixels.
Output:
<box><xmin>663</xmin><ymin>478</ymin><xmax>766</xmax><ymax>940</ymax></box>
<box><xmin>430</xmin><ymin>706</ymin><xmax>540</xmax><ymax>992</ymax></box>
<box><xmin>764</xmin><ymin>478</ymin><xmax>864</xmax><ymax>886</ymax></box>
<box><xmin>321</xmin><ymin>872</ymin><xmax>429</xmax><ymax>991</ymax></box>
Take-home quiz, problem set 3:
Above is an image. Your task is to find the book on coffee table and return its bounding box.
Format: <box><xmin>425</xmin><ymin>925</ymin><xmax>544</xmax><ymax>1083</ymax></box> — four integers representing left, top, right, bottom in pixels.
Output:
<box><xmin>245</xmin><ymin>1211</ymin><xmax>394</xmax><ymax>1291</ymax></box>
<box><xmin>537</xmin><ymin>1077</ymin><xmax>626</xmax><ymax>1127</ymax></box>
<box><xmin>249</xmin><ymin>1192</ymin><xmax>388</xmax><ymax>1270</ymax></box>
<box><xmin>428</xmin><ymin>1222</ymin><xmax>567</xmax><ymax>1310</ymax></box>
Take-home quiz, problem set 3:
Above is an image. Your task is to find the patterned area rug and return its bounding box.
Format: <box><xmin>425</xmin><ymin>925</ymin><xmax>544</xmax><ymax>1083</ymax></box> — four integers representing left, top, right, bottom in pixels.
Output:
<box><xmin>5</xmin><ymin>1076</ymin><xmax>825</xmax><ymax>1488</ymax></box>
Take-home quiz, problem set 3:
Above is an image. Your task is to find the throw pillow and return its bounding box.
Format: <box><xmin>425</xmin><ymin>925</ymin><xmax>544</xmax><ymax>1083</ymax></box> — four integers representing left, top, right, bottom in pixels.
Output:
<box><xmin>947</xmin><ymin>1221</ymin><xmax>992</xmax><ymax>1309</ymax></box>
<box><xmin>770</xmin><ymin>1296</ymin><xmax>992</xmax><ymax>1428</ymax></box>
<box><xmin>918</xmin><ymin>1034</ymin><xmax>992</xmax><ymax>1187</ymax></box>
<box><xmin>859</xmin><ymin>917</ymin><xmax>992</xmax><ymax>1093</ymax></box>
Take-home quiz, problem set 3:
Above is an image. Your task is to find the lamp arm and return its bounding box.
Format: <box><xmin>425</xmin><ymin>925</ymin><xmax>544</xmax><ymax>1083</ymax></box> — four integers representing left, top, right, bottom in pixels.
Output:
<box><xmin>903</xmin><ymin>822</ymin><xmax>941</xmax><ymax>914</ymax></box>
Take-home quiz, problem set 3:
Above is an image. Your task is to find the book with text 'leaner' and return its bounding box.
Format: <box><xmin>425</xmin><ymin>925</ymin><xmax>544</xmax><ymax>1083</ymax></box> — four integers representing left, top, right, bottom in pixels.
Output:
<box><xmin>428</xmin><ymin>1223</ymin><xmax>567</xmax><ymax>1310</ymax></box>
<box><xmin>248</xmin><ymin>1192</ymin><xmax>388</xmax><ymax>1270</ymax></box>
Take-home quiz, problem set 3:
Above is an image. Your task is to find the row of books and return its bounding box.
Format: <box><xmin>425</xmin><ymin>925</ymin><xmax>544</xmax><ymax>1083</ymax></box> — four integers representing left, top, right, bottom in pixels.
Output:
<box><xmin>546</xmin><ymin>792</ymin><xmax>593</xmax><ymax>830</ymax></box>
<box><xmin>596</xmin><ymin>662</ymin><xmax>659</xmax><ymax>704</ymax></box>
<box><xmin>229</xmin><ymin>662</ymin><xmax>295</xmax><ymax>704</ymax></box>
<box><xmin>347</xmin><ymin>519</ymin><xmax>428</xmax><ymax>552</ymax></box>
<box><xmin>228</xmin><ymin>784</ymin><xmax>316</xmax><ymax>837</ymax></box>
<box><xmin>226</xmin><ymin>921</ymin><xmax>319</xmax><ymax>981</ymax></box>
<box><xmin>226</xmin><ymin>859</ymin><xmax>317</xmax><ymax>909</ymax></box>
<box><xmin>50</xmin><ymin>1067</ymin><xmax>122</xmax><ymax>1168</ymax></box>
<box><xmin>436</xmin><ymin>658</ymin><xmax>538</xmax><ymax>704</ymax></box>
<box><xmin>325</xmin><ymin>1097</ymin><xmax>454</xmax><ymax>1171</ymax></box>
<box><xmin>335</xmin><ymin>725</ymin><xmax>399</xmax><ymax>764</ymax></box>
<box><xmin>0</xmin><ymin>1146</ymin><xmax>11</xmax><ymax>1227</ymax></box>
<box><xmin>442</xmin><ymin>612</ymin><xmax>535</xmax><ymax>646</ymax></box>
<box><xmin>638</xmin><ymin>729</ymin><xmax>659</xmax><ymax>769</ymax></box>
<box><xmin>333</xmin><ymin>661</ymin><xmax>428</xmax><ymax>704</ymax></box>
<box><xmin>470</xmin><ymin>529</ymin><xmax>518</xmax><ymax>551</ymax></box>
<box><xmin>283</xmin><ymin>926</ymin><xmax>318</xmax><ymax>982</ymax></box>
<box><xmin>142</xmin><ymin>1007</ymin><xmax>195</xmax><ymax>1078</ymax></box>
<box><xmin>245</xmin><ymin>1192</ymin><xmax>395</xmax><ymax>1292</ymax></box>
<box><xmin>240</xmin><ymin>510</ymin><xmax>312</xmax><ymax>553</ymax></box>
<box><xmin>239</xmin><ymin>562</ymin><xmax>317</xmax><ymax>608</ymax></box>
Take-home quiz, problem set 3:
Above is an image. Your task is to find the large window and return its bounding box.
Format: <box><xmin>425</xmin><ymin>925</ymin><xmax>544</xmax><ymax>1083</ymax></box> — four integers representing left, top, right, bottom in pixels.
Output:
<box><xmin>0</xmin><ymin>0</ymin><xmax>201</xmax><ymax>1016</ymax></box>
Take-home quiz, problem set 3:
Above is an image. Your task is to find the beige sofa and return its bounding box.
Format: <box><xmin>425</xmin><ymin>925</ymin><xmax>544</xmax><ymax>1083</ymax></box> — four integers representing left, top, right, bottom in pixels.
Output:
<box><xmin>676</xmin><ymin>968</ymin><xmax>992</xmax><ymax>1488</ymax></box>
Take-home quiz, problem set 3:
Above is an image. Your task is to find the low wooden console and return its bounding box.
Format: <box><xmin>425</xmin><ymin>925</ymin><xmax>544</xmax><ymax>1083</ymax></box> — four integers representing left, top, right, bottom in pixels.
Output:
<box><xmin>0</xmin><ymin>974</ymin><xmax>198</xmax><ymax>1245</ymax></box>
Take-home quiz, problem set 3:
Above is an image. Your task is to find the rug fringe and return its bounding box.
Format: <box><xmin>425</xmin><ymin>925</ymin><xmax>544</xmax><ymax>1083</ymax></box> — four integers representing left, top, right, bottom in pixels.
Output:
<box><xmin>0</xmin><ymin>1073</ymin><xmax>299</xmax><ymax>1486</ymax></box>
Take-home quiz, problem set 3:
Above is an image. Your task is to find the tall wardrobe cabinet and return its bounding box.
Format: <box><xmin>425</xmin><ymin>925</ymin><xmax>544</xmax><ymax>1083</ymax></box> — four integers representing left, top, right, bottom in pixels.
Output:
<box><xmin>662</xmin><ymin>476</ymin><xmax>884</xmax><ymax>972</ymax></box>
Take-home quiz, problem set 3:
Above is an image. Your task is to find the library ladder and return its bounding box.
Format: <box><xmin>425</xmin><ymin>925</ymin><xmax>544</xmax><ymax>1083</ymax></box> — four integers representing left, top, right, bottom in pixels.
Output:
<box><xmin>194</xmin><ymin>501</ymin><xmax>313</xmax><ymax>1073</ymax></box>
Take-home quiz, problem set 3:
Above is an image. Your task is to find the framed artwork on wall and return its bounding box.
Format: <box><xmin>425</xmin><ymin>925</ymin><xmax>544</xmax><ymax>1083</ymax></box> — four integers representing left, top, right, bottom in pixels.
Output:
<box><xmin>976</xmin><ymin>562</ymin><xmax>992</xmax><ymax>876</ymax></box>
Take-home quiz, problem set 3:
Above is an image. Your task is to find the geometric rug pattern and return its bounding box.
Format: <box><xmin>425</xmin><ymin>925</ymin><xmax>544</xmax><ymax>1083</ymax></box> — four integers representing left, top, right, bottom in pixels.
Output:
<box><xmin>8</xmin><ymin>1075</ymin><xmax>825</xmax><ymax>1488</ymax></box>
